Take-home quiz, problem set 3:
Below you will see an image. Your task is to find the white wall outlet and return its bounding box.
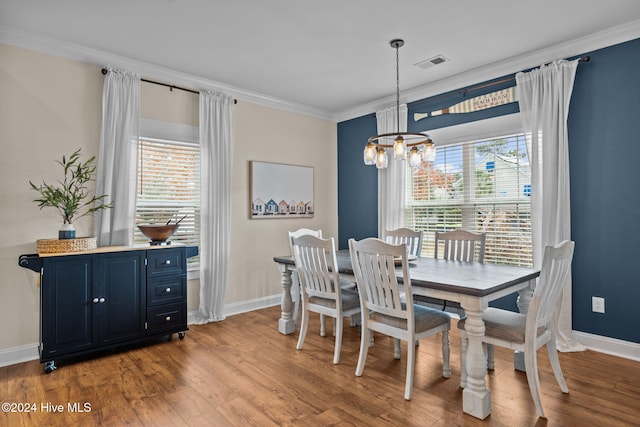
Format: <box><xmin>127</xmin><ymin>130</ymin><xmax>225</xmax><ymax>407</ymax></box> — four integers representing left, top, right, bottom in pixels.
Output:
<box><xmin>592</xmin><ymin>296</ymin><xmax>605</xmax><ymax>314</ymax></box>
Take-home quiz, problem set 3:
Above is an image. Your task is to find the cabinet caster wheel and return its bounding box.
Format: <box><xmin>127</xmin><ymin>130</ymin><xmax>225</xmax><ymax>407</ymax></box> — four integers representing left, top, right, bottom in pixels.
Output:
<box><xmin>43</xmin><ymin>361</ymin><xmax>57</xmax><ymax>373</ymax></box>
<box><xmin>178</xmin><ymin>332</ymin><xmax>186</xmax><ymax>340</ymax></box>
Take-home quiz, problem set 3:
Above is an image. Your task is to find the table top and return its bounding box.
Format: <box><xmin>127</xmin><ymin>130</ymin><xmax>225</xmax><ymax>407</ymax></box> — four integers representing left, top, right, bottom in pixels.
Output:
<box><xmin>274</xmin><ymin>249</ymin><xmax>539</xmax><ymax>298</ymax></box>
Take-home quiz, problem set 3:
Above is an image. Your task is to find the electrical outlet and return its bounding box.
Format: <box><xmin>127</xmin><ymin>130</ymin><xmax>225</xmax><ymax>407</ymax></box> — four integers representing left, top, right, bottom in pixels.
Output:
<box><xmin>592</xmin><ymin>296</ymin><xmax>605</xmax><ymax>314</ymax></box>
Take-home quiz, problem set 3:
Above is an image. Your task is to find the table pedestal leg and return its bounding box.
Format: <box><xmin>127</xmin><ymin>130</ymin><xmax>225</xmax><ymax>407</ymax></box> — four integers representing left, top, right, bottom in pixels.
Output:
<box><xmin>277</xmin><ymin>263</ymin><xmax>296</xmax><ymax>335</ymax></box>
<box><xmin>461</xmin><ymin>306</ymin><xmax>491</xmax><ymax>419</ymax></box>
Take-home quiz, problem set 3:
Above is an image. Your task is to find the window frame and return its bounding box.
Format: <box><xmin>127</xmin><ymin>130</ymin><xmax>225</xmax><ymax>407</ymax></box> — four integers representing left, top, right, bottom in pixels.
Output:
<box><xmin>137</xmin><ymin>118</ymin><xmax>200</xmax><ymax>276</ymax></box>
<box><xmin>405</xmin><ymin>114</ymin><xmax>532</xmax><ymax>266</ymax></box>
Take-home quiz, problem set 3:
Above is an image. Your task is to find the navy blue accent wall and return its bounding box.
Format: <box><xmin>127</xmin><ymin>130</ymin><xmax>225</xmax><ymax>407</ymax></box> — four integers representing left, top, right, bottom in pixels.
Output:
<box><xmin>568</xmin><ymin>38</ymin><xmax>640</xmax><ymax>343</ymax></box>
<box><xmin>337</xmin><ymin>114</ymin><xmax>378</xmax><ymax>249</ymax></box>
<box><xmin>338</xmin><ymin>37</ymin><xmax>640</xmax><ymax>344</ymax></box>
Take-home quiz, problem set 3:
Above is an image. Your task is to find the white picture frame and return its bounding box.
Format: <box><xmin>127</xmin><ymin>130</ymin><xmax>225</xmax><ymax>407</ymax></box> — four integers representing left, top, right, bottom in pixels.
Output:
<box><xmin>250</xmin><ymin>161</ymin><xmax>314</xmax><ymax>219</ymax></box>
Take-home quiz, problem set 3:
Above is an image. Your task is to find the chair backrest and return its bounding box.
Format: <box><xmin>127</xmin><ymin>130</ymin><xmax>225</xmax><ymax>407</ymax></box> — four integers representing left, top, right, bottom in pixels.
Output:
<box><xmin>435</xmin><ymin>229</ymin><xmax>486</xmax><ymax>263</ymax></box>
<box><xmin>386</xmin><ymin>228</ymin><xmax>423</xmax><ymax>257</ymax></box>
<box><xmin>291</xmin><ymin>235</ymin><xmax>340</xmax><ymax>301</ymax></box>
<box><xmin>288</xmin><ymin>228</ymin><xmax>322</xmax><ymax>253</ymax></box>
<box><xmin>349</xmin><ymin>238</ymin><xmax>414</xmax><ymax>322</ymax></box>
<box><xmin>528</xmin><ymin>240</ymin><xmax>575</xmax><ymax>332</ymax></box>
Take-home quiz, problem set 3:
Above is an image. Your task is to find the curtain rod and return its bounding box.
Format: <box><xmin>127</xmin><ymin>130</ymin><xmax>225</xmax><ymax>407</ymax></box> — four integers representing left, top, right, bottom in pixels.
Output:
<box><xmin>101</xmin><ymin>68</ymin><xmax>237</xmax><ymax>104</ymax></box>
<box><xmin>410</xmin><ymin>55</ymin><xmax>590</xmax><ymax>108</ymax></box>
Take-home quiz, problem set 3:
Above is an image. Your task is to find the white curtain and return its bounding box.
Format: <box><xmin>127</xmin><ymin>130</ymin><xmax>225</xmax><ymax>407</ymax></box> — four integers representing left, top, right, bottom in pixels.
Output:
<box><xmin>193</xmin><ymin>91</ymin><xmax>234</xmax><ymax>324</ymax></box>
<box><xmin>515</xmin><ymin>59</ymin><xmax>585</xmax><ymax>352</ymax></box>
<box><xmin>377</xmin><ymin>104</ymin><xmax>407</xmax><ymax>239</ymax></box>
<box><xmin>94</xmin><ymin>68</ymin><xmax>140</xmax><ymax>246</ymax></box>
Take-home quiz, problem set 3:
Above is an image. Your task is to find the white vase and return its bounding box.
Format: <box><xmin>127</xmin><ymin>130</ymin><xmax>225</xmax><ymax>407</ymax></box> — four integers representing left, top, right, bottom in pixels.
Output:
<box><xmin>59</xmin><ymin>223</ymin><xmax>76</xmax><ymax>240</ymax></box>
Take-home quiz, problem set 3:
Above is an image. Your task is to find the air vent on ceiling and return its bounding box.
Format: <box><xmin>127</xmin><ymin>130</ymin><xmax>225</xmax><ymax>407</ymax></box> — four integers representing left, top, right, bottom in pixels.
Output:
<box><xmin>414</xmin><ymin>55</ymin><xmax>449</xmax><ymax>69</ymax></box>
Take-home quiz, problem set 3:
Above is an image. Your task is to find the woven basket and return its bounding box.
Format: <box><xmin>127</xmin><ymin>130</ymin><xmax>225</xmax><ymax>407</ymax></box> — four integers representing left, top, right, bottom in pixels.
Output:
<box><xmin>37</xmin><ymin>237</ymin><xmax>97</xmax><ymax>254</ymax></box>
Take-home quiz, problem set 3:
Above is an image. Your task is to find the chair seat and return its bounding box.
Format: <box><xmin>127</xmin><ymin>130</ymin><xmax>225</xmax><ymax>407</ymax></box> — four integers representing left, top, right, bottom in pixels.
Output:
<box><xmin>457</xmin><ymin>307</ymin><xmax>545</xmax><ymax>343</ymax></box>
<box><xmin>371</xmin><ymin>304</ymin><xmax>450</xmax><ymax>333</ymax></box>
<box><xmin>339</xmin><ymin>279</ymin><xmax>357</xmax><ymax>291</ymax></box>
<box><xmin>309</xmin><ymin>289</ymin><xmax>360</xmax><ymax>311</ymax></box>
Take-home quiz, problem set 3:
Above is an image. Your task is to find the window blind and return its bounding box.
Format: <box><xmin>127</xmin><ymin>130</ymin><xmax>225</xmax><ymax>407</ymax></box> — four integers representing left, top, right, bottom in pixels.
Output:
<box><xmin>134</xmin><ymin>137</ymin><xmax>200</xmax><ymax>263</ymax></box>
<box><xmin>406</xmin><ymin>134</ymin><xmax>532</xmax><ymax>266</ymax></box>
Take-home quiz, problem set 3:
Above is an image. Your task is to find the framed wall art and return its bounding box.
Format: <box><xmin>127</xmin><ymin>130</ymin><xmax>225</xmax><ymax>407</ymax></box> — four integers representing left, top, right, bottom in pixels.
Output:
<box><xmin>250</xmin><ymin>161</ymin><xmax>314</xmax><ymax>219</ymax></box>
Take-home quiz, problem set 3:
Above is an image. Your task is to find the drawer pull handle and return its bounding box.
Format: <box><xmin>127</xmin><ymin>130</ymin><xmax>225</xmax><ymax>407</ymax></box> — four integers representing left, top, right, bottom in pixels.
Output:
<box><xmin>164</xmin><ymin>260</ymin><xmax>171</xmax><ymax>265</ymax></box>
<box><xmin>165</xmin><ymin>287</ymin><xmax>172</xmax><ymax>293</ymax></box>
<box><xmin>165</xmin><ymin>316</ymin><xmax>171</xmax><ymax>322</ymax></box>
<box><xmin>99</xmin><ymin>298</ymin><xmax>105</xmax><ymax>303</ymax></box>
<box><xmin>93</xmin><ymin>298</ymin><xmax>99</xmax><ymax>304</ymax></box>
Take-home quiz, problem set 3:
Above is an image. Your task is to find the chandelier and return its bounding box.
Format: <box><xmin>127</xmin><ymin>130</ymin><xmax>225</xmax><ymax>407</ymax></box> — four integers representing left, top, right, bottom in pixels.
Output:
<box><xmin>363</xmin><ymin>39</ymin><xmax>435</xmax><ymax>169</ymax></box>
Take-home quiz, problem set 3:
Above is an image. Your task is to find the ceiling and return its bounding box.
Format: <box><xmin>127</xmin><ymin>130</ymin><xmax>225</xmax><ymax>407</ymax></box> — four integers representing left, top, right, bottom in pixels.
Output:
<box><xmin>1</xmin><ymin>1</ymin><xmax>640</xmax><ymax>120</ymax></box>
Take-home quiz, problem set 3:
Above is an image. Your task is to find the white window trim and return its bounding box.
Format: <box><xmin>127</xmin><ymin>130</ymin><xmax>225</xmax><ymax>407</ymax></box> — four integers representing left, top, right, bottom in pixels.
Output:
<box><xmin>426</xmin><ymin>113</ymin><xmax>522</xmax><ymax>147</ymax></box>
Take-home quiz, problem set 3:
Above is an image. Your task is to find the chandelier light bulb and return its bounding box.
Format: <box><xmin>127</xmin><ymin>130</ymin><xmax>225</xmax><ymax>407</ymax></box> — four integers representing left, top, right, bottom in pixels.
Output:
<box><xmin>408</xmin><ymin>147</ymin><xmax>421</xmax><ymax>168</ymax></box>
<box><xmin>376</xmin><ymin>148</ymin><xmax>388</xmax><ymax>169</ymax></box>
<box><xmin>393</xmin><ymin>135</ymin><xmax>406</xmax><ymax>159</ymax></box>
<box><xmin>363</xmin><ymin>143</ymin><xmax>376</xmax><ymax>165</ymax></box>
<box><xmin>423</xmin><ymin>141</ymin><xmax>436</xmax><ymax>162</ymax></box>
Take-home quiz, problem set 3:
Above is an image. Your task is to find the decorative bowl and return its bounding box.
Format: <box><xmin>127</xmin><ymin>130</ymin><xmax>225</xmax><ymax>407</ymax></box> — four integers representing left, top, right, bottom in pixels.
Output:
<box><xmin>137</xmin><ymin>224</ymin><xmax>179</xmax><ymax>244</ymax></box>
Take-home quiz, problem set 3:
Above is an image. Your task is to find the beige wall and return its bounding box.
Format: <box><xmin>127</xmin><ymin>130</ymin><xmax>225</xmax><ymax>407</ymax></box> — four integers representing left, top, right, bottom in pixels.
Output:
<box><xmin>0</xmin><ymin>43</ymin><xmax>337</xmax><ymax>356</ymax></box>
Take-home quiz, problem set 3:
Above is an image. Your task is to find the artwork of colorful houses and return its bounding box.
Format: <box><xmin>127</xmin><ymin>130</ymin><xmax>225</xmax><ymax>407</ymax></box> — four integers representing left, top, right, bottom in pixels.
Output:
<box><xmin>252</xmin><ymin>198</ymin><xmax>314</xmax><ymax>217</ymax></box>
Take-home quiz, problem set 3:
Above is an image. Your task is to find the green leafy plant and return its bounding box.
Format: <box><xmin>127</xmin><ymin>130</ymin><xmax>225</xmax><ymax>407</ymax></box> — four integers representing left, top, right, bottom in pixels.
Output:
<box><xmin>29</xmin><ymin>149</ymin><xmax>112</xmax><ymax>224</ymax></box>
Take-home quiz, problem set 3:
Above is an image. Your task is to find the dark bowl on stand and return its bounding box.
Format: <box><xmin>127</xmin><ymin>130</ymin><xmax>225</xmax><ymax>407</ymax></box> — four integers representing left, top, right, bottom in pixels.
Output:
<box><xmin>138</xmin><ymin>224</ymin><xmax>179</xmax><ymax>245</ymax></box>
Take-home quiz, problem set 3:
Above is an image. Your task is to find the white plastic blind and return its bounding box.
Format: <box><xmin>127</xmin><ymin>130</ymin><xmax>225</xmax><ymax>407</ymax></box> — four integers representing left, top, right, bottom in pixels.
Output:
<box><xmin>406</xmin><ymin>133</ymin><xmax>532</xmax><ymax>266</ymax></box>
<box><xmin>134</xmin><ymin>137</ymin><xmax>200</xmax><ymax>263</ymax></box>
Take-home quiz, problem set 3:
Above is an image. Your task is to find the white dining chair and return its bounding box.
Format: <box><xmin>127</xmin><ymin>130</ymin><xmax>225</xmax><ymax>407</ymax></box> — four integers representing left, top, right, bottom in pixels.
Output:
<box><xmin>385</xmin><ymin>227</ymin><xmax>423</xmax><ymax>257</ymax></box>
<box><xmin>288</xmin><ymin>228</ymin><xmax>323</xmax><ymax>330</ymax></box>
<box><xmin>458</xmin><ymin>240</ymin><xmax>575</xmax><ymax>418</ymax></box>
<box><xmin>291</xmin><ymin>235</ymin><xmax>361</xmax><ymax>364</ymax></box>
<box><xmin>288</xmin><ymin>228</ymin><xmax>357</xmax><ymax>336</ymax></box>
<box><xmin>435</xmin><ymin>229</ymin><xmax>486</xmax><ymax>263</ymax></box>
<box><xmin>349</xmin><ymin>237</ymin><xmax>451</xmax><ymax>400</ymax></box>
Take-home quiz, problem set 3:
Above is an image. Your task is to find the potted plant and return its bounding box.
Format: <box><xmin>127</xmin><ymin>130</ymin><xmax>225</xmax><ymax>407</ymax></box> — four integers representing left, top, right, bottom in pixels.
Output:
<box><xmin>30</xmin><ymin>149</ymin><xmax>112</xmax><ymax>239</ymax></box>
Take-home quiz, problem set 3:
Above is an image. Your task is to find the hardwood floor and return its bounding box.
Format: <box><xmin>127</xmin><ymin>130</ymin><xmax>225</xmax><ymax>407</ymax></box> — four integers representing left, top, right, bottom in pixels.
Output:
<box><xmin>1</xmin><ymin>306</ymin><xmax>639</xmax><ymax>426</ymax></box>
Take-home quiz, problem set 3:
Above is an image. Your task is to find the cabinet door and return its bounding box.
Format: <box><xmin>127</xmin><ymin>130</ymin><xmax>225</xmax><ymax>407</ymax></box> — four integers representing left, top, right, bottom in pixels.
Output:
<box><xmin>96</xmin><ymin>251</ymin><xmax>146</xmax><ymax>346</ymax></box>
<box><xmin>41</xmin><ymin>256</ymin><xmax>97</xmax><ymax>359</ymax></box>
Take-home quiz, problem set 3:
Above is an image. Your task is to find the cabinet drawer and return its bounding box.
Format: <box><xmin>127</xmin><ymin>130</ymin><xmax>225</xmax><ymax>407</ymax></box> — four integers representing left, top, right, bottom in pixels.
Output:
<box><xmin>147</xmin><ymin>248</ymin><xmax>185</xmax><ymax>277</ymax></box>
<box><xmin>147</xmin><ymin>275</ymin><xmax>186</xmax><ymax>306</ymax></box>
<box><xmin>147</xmin><ymin>303</ymin><xmax>186</xmax><ymax>335</ymax></box>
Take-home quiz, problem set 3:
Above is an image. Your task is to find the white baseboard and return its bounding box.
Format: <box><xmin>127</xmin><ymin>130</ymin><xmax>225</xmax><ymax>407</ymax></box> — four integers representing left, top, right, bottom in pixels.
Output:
<box><xmin>573</xmin><ymin>331</ymin><xmax>640</xmax><ymax>362</ymax></box>
<box><xmin>187</xmin><ymin>294</ymin><xmax>281</xmax><ymax>324</ymax></box>
<box><xmin>0</xmin><ymin>343</ymin><xmax>39</xmax><ymax>367</ymax></box>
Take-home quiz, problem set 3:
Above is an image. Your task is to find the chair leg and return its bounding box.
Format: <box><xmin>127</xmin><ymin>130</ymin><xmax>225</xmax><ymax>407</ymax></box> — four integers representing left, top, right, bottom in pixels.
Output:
<box><xmin>486</xmin><ymin>343</ymin><xmax>495</xmax><ymax>370</ymax></box>
<box><xmin>547</xmin><ymin>339</ymin><xmax>569</xmax><ymax>393</ymax></box>
<box><xmin>320</xmin><ymin>314</ymin><xmax>326</xmax><ymax>337</ymax></box>
<box><xmin>405</xmin><ymin>336</ymin><xmax>416</xmax><ymax>400</ymax></box>
<box><xmin>524</xmin><ymin>343</ymin><xmax>545</xmax><ymax>418</ymax></box>
<box><xmin>441</xmin><ymin>330</ymin><xmax>451</xmax><ymax>378</ymax></box>
<box><xmin>292</xmin><ymin>272</ymin><xmax>301</xmax><ymax>325</ymax></box>
<box><xmin>393</xmin><ymin>338</ymin><xmax>401</xmax><ymax>359</ymax></box>
<box><xmin>333</xmin><ymin>316</ymin><xmax>343</xmax><ymax>364</ymax></box>
<box><xmin>459</xmin><ymin>329</ymin><xmax>468</xmax><ymax>388</ymax></box>
<box><xmin>355</xmin><ymin>324</ymin><xmax>370</xmax><ymax>377</ymax></box>
<box><xmin>296</xmin><ymin>308</ymin><xmax>310</xmax><ymax>350</ymax></box>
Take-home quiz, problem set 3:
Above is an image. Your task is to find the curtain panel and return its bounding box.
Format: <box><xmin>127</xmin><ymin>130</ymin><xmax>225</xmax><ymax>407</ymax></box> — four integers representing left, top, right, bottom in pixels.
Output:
<box><xmin>516</xmin><ymin>59</ymin><xmax>585</xmax><ymax>352</ymax></box>
<box><xmin>94</xmin><ymin>68</ymin><xmax>140</xmax><ymax>247</ymax></box>
<box><xmin>377</xmin><ymin>104</ymin><xmax>407</xmax><ymax>240</ymax></box>
<box><xmin>194</xmin><ymin>91</ymin><xmax>234</xmax><ymax>324</ymax></box>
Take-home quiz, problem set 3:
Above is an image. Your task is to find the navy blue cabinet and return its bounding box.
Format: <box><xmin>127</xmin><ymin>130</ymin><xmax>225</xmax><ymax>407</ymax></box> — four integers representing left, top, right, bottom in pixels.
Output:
<box><xmin>19</xmin><ymin>245</ymin><xmax>196</xmax><ymax>372</ymax></box>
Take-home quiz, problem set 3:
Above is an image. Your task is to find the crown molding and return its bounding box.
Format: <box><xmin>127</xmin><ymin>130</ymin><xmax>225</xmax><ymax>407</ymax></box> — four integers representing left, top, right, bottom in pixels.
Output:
<box><xmin>0</xmin><ymin>25</ymin><xmax>335</xmax><ymax>121</ymax></box>
<box><xmin>336</xmin><ymin>19</ymin><xmax>640</xmax><ymax>122</ymax></box>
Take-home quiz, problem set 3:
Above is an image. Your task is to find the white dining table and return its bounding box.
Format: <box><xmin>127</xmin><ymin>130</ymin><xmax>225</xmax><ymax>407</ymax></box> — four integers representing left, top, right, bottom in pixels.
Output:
<box><xmin>273</xmin><ymin>250</ymin><xmax>540</xmax><ymax>420</ymax></box>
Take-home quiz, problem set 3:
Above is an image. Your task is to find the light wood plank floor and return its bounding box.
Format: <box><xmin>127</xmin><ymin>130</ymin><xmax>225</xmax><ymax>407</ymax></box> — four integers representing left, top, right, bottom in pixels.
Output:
<box><xmin>1</xmin><ymin>306</ymin><xmax>639</xmax><ymax>426</ymax></box>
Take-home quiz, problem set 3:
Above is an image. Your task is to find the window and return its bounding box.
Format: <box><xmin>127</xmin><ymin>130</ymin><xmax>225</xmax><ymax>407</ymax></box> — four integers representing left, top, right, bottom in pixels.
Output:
<box><xmin>405</xmin><ymin>132</ymin><xmax>532</xmax><ymax>266</ymax></box>
<box><xmin>134</xmin><ymin>134</ymin><xmax>200</xmax><ymax>266</ymax></box>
